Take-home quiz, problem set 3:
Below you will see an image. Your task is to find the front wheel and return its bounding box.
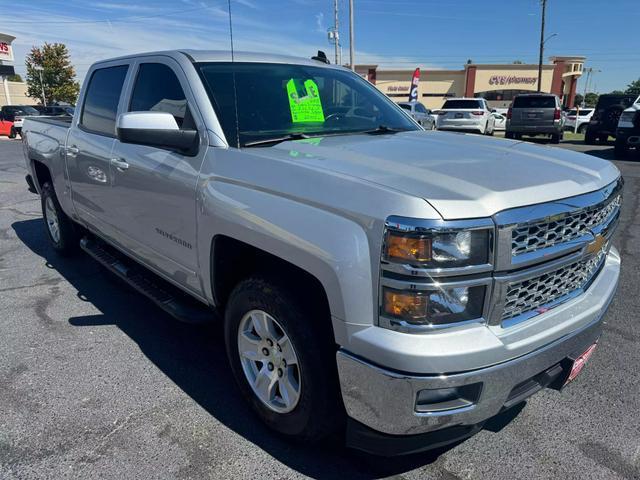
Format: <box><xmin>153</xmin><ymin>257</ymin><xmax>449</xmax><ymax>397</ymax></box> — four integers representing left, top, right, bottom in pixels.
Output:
<box><xmin>224</xmin><ymin>277</ymin><xmax>344</xmax><ymax>442</ymax></box>
<box><xmin>40</xmin><ymin>182</ymin><xmax>79</xmax><ymax>256</ymax></box>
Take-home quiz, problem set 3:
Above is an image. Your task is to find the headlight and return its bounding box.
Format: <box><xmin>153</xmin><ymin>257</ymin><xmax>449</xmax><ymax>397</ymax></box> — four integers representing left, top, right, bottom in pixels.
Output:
<box><xmin>619</xmin><ymin>111</ymin><xmax>635</xmax><ymax>123</ymax></box>
<box><xmin>382</xmin><ymin>285</ymin><xmax>486</xmax><ymax>328</ymax></box>
<box><xmin>379</xmin><ymin>216</ymin><xmax>494</xmax><ymax>332</ymax></box>
<box><xmin>384</xmin><ymin>225</ymin><xmax>491</xmax><ymax>269</ymax></box>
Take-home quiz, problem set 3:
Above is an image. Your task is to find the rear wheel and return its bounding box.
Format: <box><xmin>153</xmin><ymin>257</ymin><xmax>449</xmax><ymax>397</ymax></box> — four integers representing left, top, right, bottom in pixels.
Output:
<box><xmin>578</xmin><ymin>123</ymin><xmax>588</xmax><ymax>134</ymax></box>
<box><xmin>551</xmin><ymin>133</ymin><xmax>561</xmax><ymax>144</ymax></box>
<box><xmin>40</xmin><ymin>182</ymin><xmax>80</xmax><ymax>256</ymax></box>
<box><xmin>585</xmin><ymin>130</ymin><xmax>597</xmax><ymax>145</ymax></box>
<box><xmin>505</xmin><ymin>131</ymin><xmax>514</xmax><ymax>139</ymax></box>
<box><xmin>8</xmin><ymin>127</ymin><xmax>16</xmax><ymax>139</ymax></box>
<box><xmin>614</xmin><ymin>137</ymin><xmax>628</xmax><ymax>159</ymax></box>
<box><xmin>224</xmin><ymin>276</ymin><xmax>344</xmax><ymax>441</ymax></box>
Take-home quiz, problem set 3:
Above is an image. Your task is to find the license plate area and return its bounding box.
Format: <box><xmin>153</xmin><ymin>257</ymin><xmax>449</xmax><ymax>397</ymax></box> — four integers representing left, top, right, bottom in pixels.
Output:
<box><xmin>564</xmin><ymin>343</ymin><xmax>598</xmax><ymax>386</ymax></box>
<box><xmin>455</xmin><ymin>112</ymin><xmax>463</xmax><ymax>118</ymax></box>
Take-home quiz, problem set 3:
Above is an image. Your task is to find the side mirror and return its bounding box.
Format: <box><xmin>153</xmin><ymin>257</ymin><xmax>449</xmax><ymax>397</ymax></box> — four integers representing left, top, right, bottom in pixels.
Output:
<box><xmin>116</xmin><ymin>111</ymin><xmax>199</xmax><ymax>156</ymax></box>
<box><xmin>491</xmin><ymin>109</ymin><xmax>497</xmax><ymax>113</ymax></box>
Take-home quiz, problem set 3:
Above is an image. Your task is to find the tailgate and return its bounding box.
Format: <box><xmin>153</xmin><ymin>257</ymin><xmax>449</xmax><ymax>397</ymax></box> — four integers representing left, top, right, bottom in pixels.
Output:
<box><xmin>515</xmin><ymin>108</ymin><xmax>554</xmax><ymax>125</ymax></box>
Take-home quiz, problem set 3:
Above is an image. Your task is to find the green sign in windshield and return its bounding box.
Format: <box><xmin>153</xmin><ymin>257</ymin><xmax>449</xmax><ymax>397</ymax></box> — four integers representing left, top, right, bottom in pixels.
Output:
<box><xmin>286</xmin><ymin>78</ymin><xmax>325</xmax><ymax>123</ymax></box>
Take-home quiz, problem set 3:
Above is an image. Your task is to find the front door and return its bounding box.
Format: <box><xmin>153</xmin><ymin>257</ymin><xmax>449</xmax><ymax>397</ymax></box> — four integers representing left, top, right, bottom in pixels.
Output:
<box><xmin>108</xmin><ymin>59</ymin><xmax>206</xmax><ymax>295</ymax></box>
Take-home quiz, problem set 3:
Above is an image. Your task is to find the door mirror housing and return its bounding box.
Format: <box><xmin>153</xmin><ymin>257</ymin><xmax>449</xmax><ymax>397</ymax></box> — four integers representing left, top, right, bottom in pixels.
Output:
<box><xmin>116</xmin><ymin>112</ymin><xmax>199</xmax><ymax>155</ymax></box>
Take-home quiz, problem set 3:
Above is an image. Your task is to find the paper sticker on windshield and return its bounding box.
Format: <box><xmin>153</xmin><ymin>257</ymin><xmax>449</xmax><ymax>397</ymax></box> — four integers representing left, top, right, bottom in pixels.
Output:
<box><xmin>286</xmin><ymin>79</ymin><xmax>325</xmax><ymax>123</ymax></box>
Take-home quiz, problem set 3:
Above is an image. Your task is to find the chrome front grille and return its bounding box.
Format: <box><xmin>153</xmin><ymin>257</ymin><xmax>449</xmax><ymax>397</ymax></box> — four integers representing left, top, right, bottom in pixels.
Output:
<box><xmin>501</xmin><ymin>247</ymin><xmax>607</xmax><ymax>321</ymax></box>
<box><xmin>511</xmin><ymin>194</ymin><xmax>621</xmax><ymax>256</ymax></box>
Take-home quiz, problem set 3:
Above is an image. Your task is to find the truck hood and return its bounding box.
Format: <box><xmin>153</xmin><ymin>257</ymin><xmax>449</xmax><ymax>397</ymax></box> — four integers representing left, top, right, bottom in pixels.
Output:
<box><xmin>257</xmin><ymin>130</ymin><xmax>619</xmax><ymax>219</ymax></box>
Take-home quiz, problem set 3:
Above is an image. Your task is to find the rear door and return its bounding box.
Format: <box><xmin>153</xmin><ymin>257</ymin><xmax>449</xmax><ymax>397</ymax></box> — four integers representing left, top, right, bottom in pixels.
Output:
<box><xmin>67</xmin><ymin>62</ymin><xmax>130</xmax><ymax>236</ymax></box>
<box><xmin>512</xmin><ymin>96</ymin><xmax>556</xmax><ymax>126</ymax></box>
<box><xmin>108</xmin><ymin>57</ymin><xmax>207</xmax><ymax>295</ymax></box>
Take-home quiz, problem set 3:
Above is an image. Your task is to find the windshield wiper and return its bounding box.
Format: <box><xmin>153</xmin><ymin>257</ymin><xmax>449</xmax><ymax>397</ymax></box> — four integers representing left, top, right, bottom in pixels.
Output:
<box><xmin>362</xmin><ymin>125</ymin><xmax>408</xmax><ymax>135</ymax></box>
<box><xmin>243</xmin><ymin>133</ymin><xmax>311</xmax><ymax>147</ymax></box>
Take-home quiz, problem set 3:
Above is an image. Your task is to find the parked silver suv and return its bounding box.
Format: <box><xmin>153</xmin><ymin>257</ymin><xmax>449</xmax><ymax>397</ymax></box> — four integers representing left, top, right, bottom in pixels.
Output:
<box><xmin>506</xmin><ymin>93</ymin><xmax>564</xmax><ymax>143</ymax></box>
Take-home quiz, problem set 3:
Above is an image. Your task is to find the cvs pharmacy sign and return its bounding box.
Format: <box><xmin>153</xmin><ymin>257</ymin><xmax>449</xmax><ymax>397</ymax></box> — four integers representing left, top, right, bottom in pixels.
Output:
<box><xmin>0</xmin><ymin>33</ymin><xmax>16</xmax><ymax>62</ymax></box>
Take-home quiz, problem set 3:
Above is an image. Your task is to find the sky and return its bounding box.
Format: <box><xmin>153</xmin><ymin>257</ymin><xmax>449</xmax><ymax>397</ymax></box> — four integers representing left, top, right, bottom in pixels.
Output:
<box><xmin>1</xmin><ymin>0</ymin><xmax>639</xmax><ymax>94</ymax></box>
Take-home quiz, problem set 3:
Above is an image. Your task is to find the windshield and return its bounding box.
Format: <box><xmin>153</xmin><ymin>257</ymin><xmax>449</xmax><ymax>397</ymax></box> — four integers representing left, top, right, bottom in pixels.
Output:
<box><xmin>5</xmin><ymin>106</ymin><xmax>39</xmax><ymax>115</ymax></box>
<box><xmin>441</xmin><ymin>99</ymin><xmax>482</xmax><ymax>110</ymax></box>
<box><xmin>196</xmin><ymin>62</ymin><xmax>418</xmax><ymax>147</ymax></box>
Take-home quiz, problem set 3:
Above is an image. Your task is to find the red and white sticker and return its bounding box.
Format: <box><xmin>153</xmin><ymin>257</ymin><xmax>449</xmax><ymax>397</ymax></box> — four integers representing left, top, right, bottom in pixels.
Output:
<box><xmin>565</xmin><ymin>343</ymin><xmax>598</xmax><ymax>385</ymax></box>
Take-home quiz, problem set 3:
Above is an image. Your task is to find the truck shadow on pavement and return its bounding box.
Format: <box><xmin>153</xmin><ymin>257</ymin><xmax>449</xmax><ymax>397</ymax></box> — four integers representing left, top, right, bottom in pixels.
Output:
<box><xmin>12</xmin><ymin>218</ymin><xmax>525</xmax><ymax>479</ymax></box>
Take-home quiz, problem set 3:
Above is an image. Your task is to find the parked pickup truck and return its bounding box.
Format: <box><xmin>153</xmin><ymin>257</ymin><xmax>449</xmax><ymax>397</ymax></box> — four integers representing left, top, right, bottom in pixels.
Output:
<box><xmin>22</xmin><ymin>50</ymin><xmax>622</xmax><ymax>456</ymax></box>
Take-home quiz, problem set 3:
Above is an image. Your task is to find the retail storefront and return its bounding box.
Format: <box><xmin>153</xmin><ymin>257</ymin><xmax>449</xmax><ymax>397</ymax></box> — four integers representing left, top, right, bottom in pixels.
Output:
<box><xmin>356</xmin><ymin>56</ymin><xmax>585</xmax><ymax>110</ymax></box>
<box><xmin>0</xmin><ymin>32</ymin><xmax>36</xmax><ymax>106</ymax></box>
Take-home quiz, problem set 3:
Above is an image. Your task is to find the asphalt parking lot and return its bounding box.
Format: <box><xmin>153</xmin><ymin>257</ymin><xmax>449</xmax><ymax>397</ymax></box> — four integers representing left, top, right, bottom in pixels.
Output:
<box><xmin>1</xmin><ymin>135</ymin><xmax>639</xmax><ymax>480</ymax></box>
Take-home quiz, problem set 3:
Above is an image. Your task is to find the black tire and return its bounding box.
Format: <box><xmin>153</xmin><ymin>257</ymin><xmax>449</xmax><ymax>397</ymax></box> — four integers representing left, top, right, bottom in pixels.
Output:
<box><xmin>614</xmin><ymin>138</ymin><xmax>628</xmax><ymax>159</ymax></box>
<box><xmin>8</xmin><ymin>127</ymin><xmax>16</xmax><ymax>139</ymax></box>
<box><xmin>40</xmin><ymin>182</ymin><xmax>80</xmax><ymax>256</ymax></box>
<box><xmin>578</xmin><ymin>123</ymin><xmax>588</xmax><ymax>134</ymax></box>
<box><xmin>224</xmin><ymin>276</ymin><xmax>344</xmax><ymax>442</ymax></box>
<box><xmin>551</xmin><ymin>133</ymin><xmax>561</xmax><ymax>144</ymax></box>
<box><xmin>585</xmin><ymin>130</ymin><xmax>597</xmax><ymax>145</ymax></box>
<box><xmin>505</xmin><ymin>131</ymin><xmax>514</xmax><ymax>139</ymax></box>
<box><xmin>514</xmin><ymin>133</ymin><xmax>523</xmax><ymax>140</ymax></box>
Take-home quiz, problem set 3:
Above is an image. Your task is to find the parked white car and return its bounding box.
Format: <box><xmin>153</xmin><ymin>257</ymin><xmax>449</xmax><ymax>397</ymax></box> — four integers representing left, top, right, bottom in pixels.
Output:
<box><xmin>397</xmin><ymin>101</ymin><xmax>436</xmax><ymax>130</ymax></box>
<box><xmin>436</xmin><ymin>98</ymin><xmax>496</xmax><ymax>135</ymax></box>
<box><xmin>564</xmin><ymin>108</ymin><xmax>594</xmax><ymax>133</ymax></box>
<box><xmin>492</xmin><ymin>112</ymin><xmax>507</xmax><ymax>131</ymax></box>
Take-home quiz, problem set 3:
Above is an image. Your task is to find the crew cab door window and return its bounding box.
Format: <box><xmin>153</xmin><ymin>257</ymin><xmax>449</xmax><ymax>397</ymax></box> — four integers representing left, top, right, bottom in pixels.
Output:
<box><xmin>129</xmin><ymin>63</ymin><xmax>194</xmax><ymax>129</ymax></box>
<box><xmin>80</xmin><ymin>65</ymin><xmax>128</xmax><ymax>136</ymax></box>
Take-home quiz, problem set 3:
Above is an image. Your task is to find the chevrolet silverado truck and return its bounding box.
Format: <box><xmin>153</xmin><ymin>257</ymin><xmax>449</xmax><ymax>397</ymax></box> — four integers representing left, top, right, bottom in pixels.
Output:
<box><xmin>22</xmin><ymin>50</ymin><xmax>622</xmax><ymax>456</ymax></box>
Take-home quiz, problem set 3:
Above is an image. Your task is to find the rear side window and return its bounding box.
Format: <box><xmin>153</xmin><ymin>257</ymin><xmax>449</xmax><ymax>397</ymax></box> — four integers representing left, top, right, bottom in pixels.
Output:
<box><xmin>399</xmin><ymin>104</ymin><xmax>412</xmax><ymax>111</ymax></box>
<box><xmin>442</xmin><ymin>100</ymin><xmax>482</xmax><ymax>109</ymax></box>
<box><xmin>81</xmin><ymin>65</ymin><xmax>128</xmax><ymax>136</ymax></box>
<box><xmin>415</xmin><ymin>103</ymin><xmax>428</xmax><ymax>113</ymax></box>
<box><xmin>129</xmin><ymin>63</ymin><xmax>192</xmax><ymax>129</ymax></box>
<box><xmin>512</xmin><ymin>96</ymin><xmax>556</xmax><ymax>108</ymax></box>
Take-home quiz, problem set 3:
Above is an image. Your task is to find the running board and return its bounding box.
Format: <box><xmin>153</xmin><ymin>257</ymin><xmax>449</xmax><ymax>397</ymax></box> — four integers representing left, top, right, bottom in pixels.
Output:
<box><xmin>80</xmin><ymin>237</ymin><xmax>214</xmax><ymax>324</ymax></box>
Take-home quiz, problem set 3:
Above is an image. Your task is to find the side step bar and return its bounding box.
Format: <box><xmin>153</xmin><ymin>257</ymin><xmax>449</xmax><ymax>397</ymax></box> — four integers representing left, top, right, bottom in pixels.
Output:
<box><xmin>80</xmin><ymin>236</ymin><xmax>214</xmax><ymax>324</ymax></box>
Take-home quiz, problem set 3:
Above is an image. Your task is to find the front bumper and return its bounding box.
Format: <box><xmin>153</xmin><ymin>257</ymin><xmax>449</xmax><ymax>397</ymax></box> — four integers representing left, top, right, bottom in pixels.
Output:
<box><xmin>337</xmin><ymin>249</ymin><xmax>619</xmax><ymax>452</ymax></box>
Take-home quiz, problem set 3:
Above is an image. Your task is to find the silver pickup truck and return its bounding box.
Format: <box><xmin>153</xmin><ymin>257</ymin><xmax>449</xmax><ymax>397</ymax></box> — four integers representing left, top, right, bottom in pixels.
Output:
<box><xmin>22</xmin><ymin>50</ymin><xmax>622</xmax><ymax>456</ymax></box>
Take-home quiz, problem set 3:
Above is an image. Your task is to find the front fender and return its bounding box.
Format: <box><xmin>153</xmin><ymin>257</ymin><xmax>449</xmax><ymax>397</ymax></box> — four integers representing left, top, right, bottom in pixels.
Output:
<box><xmin>196</xmin><ymin>177</ymin><xmax>376</xmax><ymax>344</ymax></box>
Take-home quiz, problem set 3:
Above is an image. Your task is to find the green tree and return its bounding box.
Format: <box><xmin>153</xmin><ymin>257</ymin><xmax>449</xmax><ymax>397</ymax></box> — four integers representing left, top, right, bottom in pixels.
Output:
<box><xmin>584</xmin><ymin>92</ymin><xmax>598</xmax><ymax>107</ymax></box>
<box><xmin>25</xmin><ymin>43</ymin><xmax>79</xmax><ymax>105</ymax></box>
<box><xmin>7</xmin><ymin>74</ymin><xmax>23</xmax><ymax>82</ymax></box>
<box><xmin>625</xmin><ymin>78</ymin><xmax>640</xmax><ymax>96</ymax></box>
<box><xmin>609</xmin><ymin>90</ymin><xmax>625</xmax><ymax>95</ymax></box>
<box><xmin>513</xmin><ymin>60</ymin><xmax>524</xmax><ymax>64</ymax></box>
<box><xmin>574</xmin><ymin>93</ymin><xmax>584</xmax><ymax>106</ymax></box>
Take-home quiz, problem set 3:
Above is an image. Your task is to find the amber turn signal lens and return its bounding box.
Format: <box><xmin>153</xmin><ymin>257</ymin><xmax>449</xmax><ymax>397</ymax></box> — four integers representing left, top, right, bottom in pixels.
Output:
<box><xmin>383</xmin><ymin>289</ymin><xmax>428</xmax><ymax>322</ymax></box>
<box><xmin>386</xmin><ymin>232</ymin><xmax>431</xmax><ymax>263</ymax></box>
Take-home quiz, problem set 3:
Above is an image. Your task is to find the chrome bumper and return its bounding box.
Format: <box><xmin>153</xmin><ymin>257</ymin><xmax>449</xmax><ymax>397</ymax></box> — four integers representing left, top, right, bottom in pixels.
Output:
<box><xmin>337</xmin><ymin>250</ymin><xmax>619</xmax><ymax>436</ymax></box>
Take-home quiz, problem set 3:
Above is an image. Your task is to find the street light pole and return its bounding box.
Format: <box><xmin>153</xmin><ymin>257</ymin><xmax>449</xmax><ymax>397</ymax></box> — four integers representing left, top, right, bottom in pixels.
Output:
<box><xmin>333</xmin><ymin>0</ymin><xmax>340</xmax><ymax>65</ymax></box>
<box><xmin>34</xmin><ymin>66</ymin><xmax>46</xmax><ymax>107</ymax></box>
<box><xmin>349</xmin><ymin>0</ymin><xmax>355</xmax><ymax>71</ymax></box>
<box><xmin>537</xmin><ymin>0</ymin><xmax>547</xmax><ymax>92</ymax></box>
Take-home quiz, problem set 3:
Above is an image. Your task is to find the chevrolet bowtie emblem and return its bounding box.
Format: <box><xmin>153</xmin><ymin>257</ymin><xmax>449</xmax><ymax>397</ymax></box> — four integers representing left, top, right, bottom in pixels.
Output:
<box><xmin>586</xmin><ymin>234</ymin><xmax>606</xmax><ymax>255</ymax></box>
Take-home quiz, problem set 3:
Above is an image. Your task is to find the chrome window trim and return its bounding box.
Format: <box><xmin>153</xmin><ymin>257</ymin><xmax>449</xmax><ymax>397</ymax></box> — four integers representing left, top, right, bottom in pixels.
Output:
<box><xmin>493</xmin><ymin>178</ymin><xmax>623</xmax><ymax>271</ymax></box>
<box><xmin>382</xmin><ymin>215</ymin><xmax>495</xmax><ymax>278</ymax></box>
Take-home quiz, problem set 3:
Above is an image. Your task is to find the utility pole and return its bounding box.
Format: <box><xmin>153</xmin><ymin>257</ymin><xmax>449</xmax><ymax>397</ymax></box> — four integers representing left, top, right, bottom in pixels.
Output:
<box><xmin>349</xmin><ymin>0</ymin><xmax>355</xmax><ymax>71</ymax></box>
<box><xmin>333</xmin><ymin>0</ymin><xmax>340</xmax><ymax>65</ymax></box>
<box><xmin>537</xmin><ymin>0</ymin><xmax>546</xmax><ymax>92</ymax></box>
